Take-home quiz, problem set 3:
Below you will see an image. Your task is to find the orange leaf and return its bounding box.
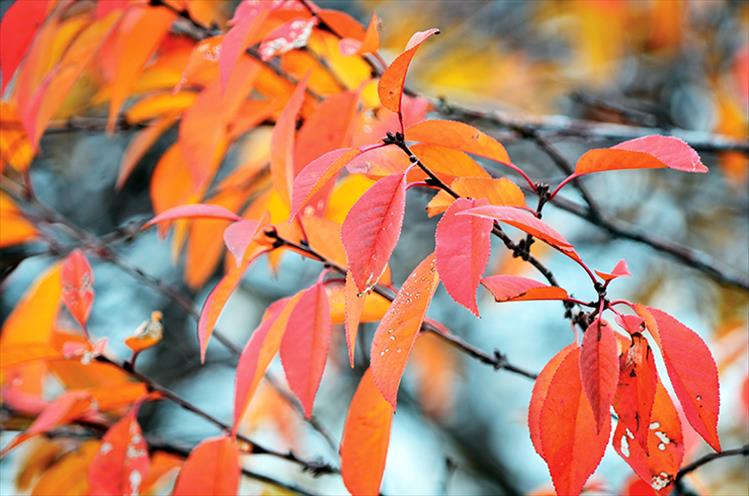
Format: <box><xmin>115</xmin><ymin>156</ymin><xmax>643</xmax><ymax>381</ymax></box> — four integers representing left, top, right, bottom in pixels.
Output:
<box><xmin>580</xmin><ymin>318</ymin><xmax>619</xmax><ymax>432</ymax></box>
<box><xmin>342</xmin><ymin>173</ymin><xmax>406</xmax><ymax>293</ymax></box>
<box><xmin>340</xmin><ymin>369</ymin><xmax>394</xmax><ymax>496</ymax></box>
<box><xmin>370</xmin><ymin>253</ymin><xmax>439</xmax><ymax>406</ymax></box>
<box><xmin>233</xmin><ymin>295</ymin><xmax>300</xmax><ymax>433</ymax></box>
<box><xmin>280</xmin><ymin>282</ymin><xmax>331</xmax><ymax>418</ymax></box>
<box><xmin>1</xmin><ymin>262</ymin><xmax>61</xmax><ymax>348</ymax></box>
<box><xmin>576</xmin><ymin>136</ymin><xmax>708</xmax><ymax>176</ymax></box>
<box><xmin>529</xmin><ymin>344</ymin><xmax>578</xmax><ymax>458</ymax></box>
<box><xmin>481</xmin><ymin>275</ymin><xmax>569</xmax><ymax>302</ymax></box>
<box><xmin>88</xmin><ymin>402</ymin><xmax>150</xmax><ymax>496</ymax></box>
<box><xmin>435</xmin><ymin>198</ymin><xmax>493</xmax><ymax>316</ymax></box>
<box><xmin>410</xmin><ymin>143</ymin><xmax>490</xmax><ymax>180</ymax></box>
<box><xmin>406</xmin><ymin>119</ymin><xmax>511</xmax><ymax>164</ymax></box>
<box><xmin>458</xmin><ymin>205</ymin><xmax>575</xmax><ymax>253</ymax></box>
<box><xmin>116</xmin><ymin>115</ymin><xmax>177</xmax><ymax>190</ymax></box>
<box><xmin>343</xmin><ymin>271</ymin><xmax>365</xmax><ymax>368</ymax></box>
<box><xmin>198</xmin><ymin>245</ymin><xmax>267</xmax><ymax>363</ymax></box>
<box><xmin>377</xmin><ymin>29</ymin><xmax>439</xmax><ymax>116</ymax></box>
<box><xmin>290</xmin><ymin>147</ymin><xmax>360</xmax><ymax>218</ymax></box>
<box><xmin>106</xmin><ymin>5</ymin><xmax>175</xmax><ymax>132</ymax></box>
<box><xmin>144</xmin><ymin>204</ymin><xmax>242</xmax><ymax>228</ymax></box>
<box><xmin>426</xmin><ymin>176</ymin><xmax>525</xmax><ymax>217</ymax></box>
<box><xmin>595</xmin><ymin>259</ymin><xmax>630</xmax><ymax>282</ymax></box>
<box><xmin>172</xmin><ymin>436</ymin><xmax>240</xmax><ymax>496</ymax></box>
<box><xmin>124</xmin><ymin>311</ymin><xmax>164</xmax><ymax>353</ymax></box>
<box><xmin>61</xmin><ymin>249</ymin><xmax>94</xmax><ymax>329</ymax></box>
<box><xmin>538</xmin><ymin>346</ymin><xmax>610</xmax><ymax>496</ymax></box>
<box><xmin>2</xmin><ymin>391</ymin><xmax>93</xmax><ymax>455</ymax></box>
<box><xmin>634</xmin><ymin>305</ymin><xmax>721</xmax><ymax>451</ymax></box>
<box><xmin>614</xmin><ymin>334</ymin><xmax>658</xmax><ymax>453</ymax></box>
<box><xmin>613</xmin><ymin>382</ymin><xmax>684</xmax><ymax>493</ymax></box>
<box><xmin>0</xmin><ymin>192</ymin><xmax>37</xmax><ymax>247</ymax></box>
<box><xmin>271</xmin><ymin>77</ymin><xmax>308</xmax><ymax>206</ymax></box>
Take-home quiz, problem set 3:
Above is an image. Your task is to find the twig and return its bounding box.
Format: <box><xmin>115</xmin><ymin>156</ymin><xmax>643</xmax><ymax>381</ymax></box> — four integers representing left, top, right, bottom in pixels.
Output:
<box><xmin>672</xmin><ymin>444</ymin><xmax>749</xmax><ymax>495</ymax></box>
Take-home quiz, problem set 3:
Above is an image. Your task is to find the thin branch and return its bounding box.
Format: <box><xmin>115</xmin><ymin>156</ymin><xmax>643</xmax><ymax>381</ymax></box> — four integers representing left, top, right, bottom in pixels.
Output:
<box><xmin>673</xmin><ymin>445</ymin><xmax>749</xmax><ymax>495</ymax></box>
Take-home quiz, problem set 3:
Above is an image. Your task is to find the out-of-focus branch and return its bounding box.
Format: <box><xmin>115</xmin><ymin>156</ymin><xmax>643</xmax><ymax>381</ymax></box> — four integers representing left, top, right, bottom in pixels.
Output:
<box><xmin>672</xmin><ymin>444</ymin><xmax>749</xmax><ymax>495</ymax></box>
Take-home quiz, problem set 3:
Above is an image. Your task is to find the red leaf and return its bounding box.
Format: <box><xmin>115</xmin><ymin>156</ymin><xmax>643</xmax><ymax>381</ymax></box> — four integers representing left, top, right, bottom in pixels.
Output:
<box><xmin>435</xmin><ymin>198</ymin><xmax>492</xmax><ymax>316</ymax></box>
<box><xmin>377</xmin><ymin>29</ymin><xmax>439</xmax><ymax>116</ymax></box>
<box><xmin>172</xmin><ymin>436</ymin><xmax>240</xmax><ymax>496</ymax></box>
<box><xmin>223</xmin><ymin>219</ymin><xmax>261</xmax><ymax>267</ymax></box>
<box><xmin>614</xmin><ymin>334</ymin><xmax>658</xmax><ymax>453</ymax></box>
<box><xmin>342</xmin><ymin>173</ymin><xmax>407</xmax><ymax>293</ymax></box>
<box><xmin>0</xmin><ymin>0</ymin><xmax>50</xmax><ymax>93</ymax></box>
<box><xmin>406</xmin><ymin>119</ymin><xmax>511</xmax><ymax>164</ymax></box>
<box><xmin>258</xmin><ymin>17</ymin><xmax>316</xmax><ymax>61</ymax></box>
<box><xmin>621</xmin><ymin>474</ymin><xmax>658</xmax><ymax>496</ymax></box>
<box><xmin>580</xmin><ymin>318</ymin><xmax>620</xmax><ymax>432</ymax></box>
<box><xmin>616</xmin><ymin>314</ymin><xmax>646</xmax><ymax>335</ymax></box>
<box><xmin>290</xmin><ymin>147</ymin><xmax>360</xmax><ymax>218</ymax></box>
<box><xmin>529</xmin><ymin>344</ymin><xmax>577</xmax><ymax>458</ymax></box>
<box><xmin>88</xmin><ymin>403</ymin><xmax>149</xmax><ymax>496</ymax></box>
<box><xmin>613</xmin><ymin>382</ymin><xmax>684</xmax><ymax>493</ymax></box>
<box><xmin>595</xmin><ymin>259</ymin><xmax>631</xmax><ymax>282</ymax></box>
<box><xmin>370</xmin><ymin>254</ymin><xmax>439</xmax><ymax>407</ymax></box>
<box><xmin>271</xmin><ymin>77</ymin><xmax>308</xmax><ymax>206</ymax></box>
<box><xmin>538</xmin><ymin>346</ymin><xmax>611</xmax><ymax>496</ymax></box>
<box><xmin>219</xmin><ymin>1</ymin><xmax>272</xmax><ymax>91</ymax></box>
<box><xmin>576</xmin><ymin>136</ymin><xmax>708</xmax><ymax>176</ymax></box>
<box><xmin>635</xmin><ymin>305</ymin><xmax>721</xmax><ymax>451</ymax></box>
<box><xmin>280</xmin><ymin>282</ymin><xmax>331</xmax><ymax>418</ymax></box>
<box><xmin>61</xmin><ymin>249</ymin><xmax>94</xmax><ymax>329</ymax></box>
<box><xmin>340</xmin><ymin>369</ymin><xmax>394</xmax><ymax>496</ymax></box>
<box><xmin>481</xmin><ymin>275</ymin><xmax>569</xmax><ymax>302</ymax></box>
<box><xmin>1</xmin><ymin>391</ymin><xmax>93</xmax><ymax>455</ymax></box>
<box><xmin>343</xmin><ymin>271</ymin><xmax>364</xmax><ymax>368</ymax></box>
<box><xmin>198</xmin><ymin>245</ymin><xmax>267</xmax><ymax>363</ymax></box>
<box><xmin>457</xmin><ymin>205</ymin><xmax>575</xmax><ymax>253</ymax></box>
<box><xmin>233</xmin><ymin>295</ymin><xmax>299</xmax><ymax>432</ymax></box>
<box><xmin>144</xmin><ymin>204</ymin><xmax>241</xmax><ymax>228</ymax></box>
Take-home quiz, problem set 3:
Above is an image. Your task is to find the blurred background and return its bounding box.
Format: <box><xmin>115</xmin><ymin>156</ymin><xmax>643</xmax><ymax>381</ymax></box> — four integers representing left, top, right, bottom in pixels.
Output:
<box><xmin>2</xmin><ymin>0</ymin><xmax>748</xmax><ymax>494</ymax></box>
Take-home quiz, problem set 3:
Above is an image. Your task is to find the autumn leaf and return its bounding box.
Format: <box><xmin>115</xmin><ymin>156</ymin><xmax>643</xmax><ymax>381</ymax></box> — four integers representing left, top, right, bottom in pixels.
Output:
<box><xmin>406</xmin><ymin>119</ymin><xmax>511</xmax><ymax>164</ymax></box>
<box><xmin>198</xmin><ymin>244</ymin><xmax>268</xmax><ymax>363</ymax></box>
<box><xmin>614</xmin><ymin>334</ymin><xmax>658</xmax><ymax>453</ymax></box>
<box><xmin>2</xmin><ymin>391</ymin><xmax>93</xmax><ymax>455</ymax></box>
<box><xmin>271</xmin><ymin>77</ymin><xmax>308</xmax><ymax>206</ymax></box>
<box><xmin>116</xmin><ymin>115</ymin><xmax>178</xmax><ymax>190</ymax></box>
<box><xmin>61</xmin><ymin>249</ymin><xmax>94</xmax><ymax>330</ymax></box>
<box><xmin>529</xmin><ymin>344</ymin><xmax>578</xmax><ymax>458</ymax></box>
<box><xmin>0</xmin><ymin>192</ymin><xmax>37</xmax><ymax>248</ymax></box>
<box><xmin>258</xmin><ymin>17</ymin><xmax>317</xmax><ymax>61</ymax></box>
<box><xmin>0</xmin><ymin>0</ymin><xmax>51</xmax><ymax>94</ymax></box>
<box><xmin>378</xmin><ymin>28</ymin><xmax>439</xmax><ymax>119</ymax></box>
<box><xmin>342</xmin><ymin>172</ymin><xmax>407</xmax><ymax>293</ymax></box>
<box><xmin>233</xmin><ymin>295</ymin><xmax>300</xmax><ymax>432</ymax></box>
<box><xmin>340</xmin><ymin>369</ymin><xmax>394</xmax><ymax>496</ymax></box>
<box><xmin>635</xmin><ymin>305</ymin><xmax>721</xmax><ymax>451</ymax></box>
<box><xmin>370</xmin><ymin>253</ymin><xmax>439</xmax><ymax>407</ymax></box>
<box><xmin>435</xmin><ymin>198</ymin><xmax>493</xmax><ymax>316</ymax></box>
<box><xmin>223</xmin><ymin>219</ymin><xmax>261</xmax><ymax>267</ymax></box>
<box><xmin>576</xmin><ymin>136</ymin><xmax>708</xmax><ymax>176</ymax></box>
<box><xmin>481</xmin><ymin>275</ymin><xmax>569</xmax><ymax>302</ymax></box>
<box><xmin>219</xmin><ymin>1</ymin><xmax>272</xmax><ymax>91</ymax></box>
<box><xmin>144</xmin><ymin>204</ymin><xmax>242</xmax><ymax>229</ymax></box>
<box><xmin>458</xmin><ymin>205</ymin><xmax>575</xmax><ymax>253</ymax></box>
<box><xmin>290</xmin><ymin>147</ymin><xmax>360</xmax><ymax>218</ymax></box>
<box><xmin>280</xmin><ymin>282</ymin><xmax>331</xmax><ymax>418</ymax></box>
<box><xmin>88</xmin><ymin>401</ymin><xmax>149</xmax><ymax>496</ymax></box>
<box><xmin>595</xmin><ymin>259</ymin><xmax>631</xmax><ymax>282</ymax></box>
<box><xmin>537</xmin><ymin>346</ymin><xmax>611</xmax><ymax>495</ymax></box>
<box><xmin>172</xmin><ymin>436</ymin><xmax>240</xmax><ymax>496</ymax></box>
<box><xmin>580</xmin><ymin>318</ymin><xmax>619</xmax><ymax>433</ymax></box>
<box><xmin>426</xmin><ymin>176</ymin><xmax>525</xmax><ymax>217</ymax></box>
<box><xmin>343</xmin><ymin>271</ymin><xmax>365</xmax><ymax>367</ymax></box>
<box><xmin>613</xmin><ymin>382</ymin><xmax>684</xmax><ymax>493</ymax></box>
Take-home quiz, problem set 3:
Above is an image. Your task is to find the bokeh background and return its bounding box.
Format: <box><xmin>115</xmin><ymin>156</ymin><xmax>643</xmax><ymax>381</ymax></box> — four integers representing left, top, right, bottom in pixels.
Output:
<box><xmin>2</xmin><ymin>1</ymin><xmax>748</xmax><ymax>495</ymax></box>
